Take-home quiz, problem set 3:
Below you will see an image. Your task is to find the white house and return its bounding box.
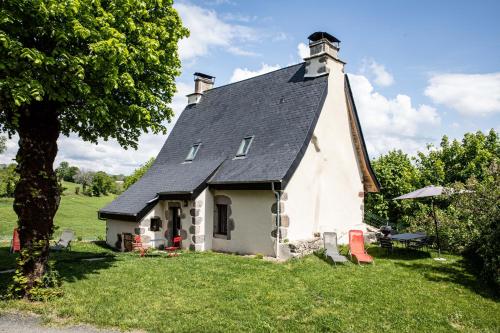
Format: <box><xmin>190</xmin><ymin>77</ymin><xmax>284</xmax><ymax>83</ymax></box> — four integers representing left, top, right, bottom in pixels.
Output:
<box><xmin>98</xmin><ymin>32</ymin><xmax>380</xmax><ymax>258</ymax></box>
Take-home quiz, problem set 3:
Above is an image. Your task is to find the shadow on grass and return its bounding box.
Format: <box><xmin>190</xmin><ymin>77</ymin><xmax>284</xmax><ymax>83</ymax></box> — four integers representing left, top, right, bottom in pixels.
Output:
<box><xmin>395</xmin><ymin>257</ymin><xmax>499</xmax><ymax>301</ymax></box>
<box><xmin>312</xmin><ymin>249</ymin><xmax>352</xmax><ymax>267</ymax></box>
<box><xmin>0</xmin><ymin>242</ymin><xmax>117</xmax><ymax>295</ymax></box>
<box><xmin>368</xmin><ymin>246</ymin><xmax>432</xmax><ymax>260</ymax></box>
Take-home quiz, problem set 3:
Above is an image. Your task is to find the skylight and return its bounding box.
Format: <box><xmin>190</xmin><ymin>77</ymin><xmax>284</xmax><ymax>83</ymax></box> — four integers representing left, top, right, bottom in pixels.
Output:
<box><xmin>185</xmin><ymin>143</ymin><xmax>201</xmax><ymax>161</ymax></box>
<box><xmin>236</xmin><ymin>136</ymin><xmax>253</xmax><ymax>157</ymax></box>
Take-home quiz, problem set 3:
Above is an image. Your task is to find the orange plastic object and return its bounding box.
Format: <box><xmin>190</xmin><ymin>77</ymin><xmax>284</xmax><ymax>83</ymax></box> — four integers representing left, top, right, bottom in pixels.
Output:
<box><xmin>11</xmin><ymin>228</ymin><xmax>21</xmax><ymax>253</ymax></box>
<box><xmin>348</xmin><ymin>230</ymin><xmax>374</xmax><ymax>264</ymax></box>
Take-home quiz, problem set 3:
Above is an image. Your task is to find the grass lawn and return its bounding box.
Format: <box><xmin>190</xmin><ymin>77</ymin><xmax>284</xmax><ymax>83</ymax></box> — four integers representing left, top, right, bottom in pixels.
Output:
<box><xmin>0</xmin><ymin>181</ymin><xmax>115</xmax><ymax>241</ymax></box>
<box><xmin>0</xmin><ymin>243</ymin><xmax>498</xmax><ymax>333</ymax></box>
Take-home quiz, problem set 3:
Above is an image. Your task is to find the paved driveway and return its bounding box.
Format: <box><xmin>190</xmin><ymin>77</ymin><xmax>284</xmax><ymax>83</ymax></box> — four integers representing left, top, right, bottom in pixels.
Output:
<box><xmin>0</xmin><ymin>313</ymin><xmax>121</xmax><ymax>333</ymax></box>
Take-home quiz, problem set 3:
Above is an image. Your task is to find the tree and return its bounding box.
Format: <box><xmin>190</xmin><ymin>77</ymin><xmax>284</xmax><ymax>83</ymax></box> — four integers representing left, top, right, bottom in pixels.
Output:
<box><xmin>124</xmin><ymin>157</ymin><xmax>155</xmax><ymax>190</ymax></box>
<box><xmin>450</xmin><ymin>163</ymin><xmax>499</xmax><ymax>287</ymax></box>
<box><xmin>91</xmin><ymin>171</ymin><xmax>114</xmax><ymax>196</ymax></box>
<box><xmin>0</xmin><ymin>0</ymin><xmax>188</xmax><ymax>298</ymax></box>
<box><xmin>56</xmin><ymin>161</ymin><xmax>79</xmax><ymax>182</ymax></box>
<box><xmin>0</xmin><ymin>163</ymin><xmax>19</xmax><ymax>197</ymax></box>
<box><xmin>74</xmin><ymin>169</ymin><xmax>94</xmax><ymax>194</ymax></box>
<box><xmin>365</xmin><ymin>150</ymin><xmax>420</xmax><ymax>228</ymax></box>
<box><xmin>417</xmin><ymin>130</ymin><xmax>499</xmax><ymax>185</ymax></box>
<box><xmin>0</xmin><ymin>136</ymin><xmax>6</xmax><ymax>154</ymax></box>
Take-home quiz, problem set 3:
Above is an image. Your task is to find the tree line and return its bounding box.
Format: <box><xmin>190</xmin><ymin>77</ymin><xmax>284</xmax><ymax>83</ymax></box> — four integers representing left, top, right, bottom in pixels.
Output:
<box><xmin>365</xmin><ymin>129</ymin><xmax>499</xmax><ymax>287</ymax></box>
<box><xmin>0</xmin><ymin>161</ymin><xmax>124</xmax><ymax>197</ymax></box>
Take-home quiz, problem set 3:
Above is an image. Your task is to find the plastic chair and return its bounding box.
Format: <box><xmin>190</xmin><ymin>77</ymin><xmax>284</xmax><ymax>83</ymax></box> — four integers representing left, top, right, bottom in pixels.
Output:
<box><xmin>51</xmin><ymin>229</ymin><xmax>74</xmax><ymax>251</ymax></box>
<box><xmin>348</xmin><ymin>230</ymin><xmax>374</xmax><ymax>265</ymax></box>
<box><xmin>165</xmin><ymin>236</ymin><xmax>182</xmax><ymax>256</ymax></box>
<box><xmin>323</xmin><ymin>232</ymin><xmax>348</xmax><ymax>265</ymax></box>
<box><xmin>132</xmin><ymin>235</ymin><xmax>148</xmax><ymax>257</ymax></box>
<box><xmin>10</xmin><ymin>228</ymin><xmax>20</xmax><ymax>253</ymax></box>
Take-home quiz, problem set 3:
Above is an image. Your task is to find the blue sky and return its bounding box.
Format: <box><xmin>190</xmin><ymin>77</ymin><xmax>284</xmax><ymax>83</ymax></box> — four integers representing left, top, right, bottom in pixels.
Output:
<box><xmin>1</xmin><ymin>0</ymin><xmax>499</xmax><ymax>174</ymax></box>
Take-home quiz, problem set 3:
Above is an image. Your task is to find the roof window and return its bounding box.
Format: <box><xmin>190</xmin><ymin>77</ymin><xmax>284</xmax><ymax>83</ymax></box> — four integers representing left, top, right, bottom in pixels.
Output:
<box><xmin>236</xmin><ymin>136</ymin><xmax>253</xmax><ymax>157</ymax></box>
<box><xmin>185</xmin><ymin>143</ymin><xmax>201</xmax><ymax>161</ymax></box>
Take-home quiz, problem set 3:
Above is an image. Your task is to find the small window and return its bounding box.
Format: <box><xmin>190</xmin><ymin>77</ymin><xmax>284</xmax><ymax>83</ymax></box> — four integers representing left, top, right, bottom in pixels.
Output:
<box><xmin>150</xmin><ymin>217</ymin><xmax>162</xmax><ymax>232</ymax></box>
<box><xmin>185</xmin><ymin>143</ymin><xmax>201</xmax><ymax>161</ymax></box>
<box><xmin>215</xmin><ymin>204</ymin><xmax>228</xmax><ymax>235</ymax></box>
<box><xmin>236</xmin><ymin>136</ymin><xmax>253</xmax><ymax>157</ymax></box>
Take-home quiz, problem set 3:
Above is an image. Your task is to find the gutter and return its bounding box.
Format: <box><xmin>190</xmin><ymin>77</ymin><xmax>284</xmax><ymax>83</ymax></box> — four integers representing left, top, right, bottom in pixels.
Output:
<box><xmin>271</xmin><ymin>181</ymin><xmax>282</xmax><ymax>259</ymax></box>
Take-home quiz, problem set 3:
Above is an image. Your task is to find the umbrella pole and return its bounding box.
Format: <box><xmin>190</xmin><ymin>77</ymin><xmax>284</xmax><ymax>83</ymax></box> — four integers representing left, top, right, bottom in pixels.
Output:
<box><xmin>431</xmin><ymin>199</ymin><xmax>444</xmax><ymax>260</ymax></box>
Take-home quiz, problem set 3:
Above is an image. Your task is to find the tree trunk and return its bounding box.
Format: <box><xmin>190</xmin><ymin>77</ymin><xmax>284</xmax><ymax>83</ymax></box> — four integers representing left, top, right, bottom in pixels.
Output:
<box><xmin>13</xmin><ymin>103</ymin><xmax>60</xmax><ymax>298</ymax></box>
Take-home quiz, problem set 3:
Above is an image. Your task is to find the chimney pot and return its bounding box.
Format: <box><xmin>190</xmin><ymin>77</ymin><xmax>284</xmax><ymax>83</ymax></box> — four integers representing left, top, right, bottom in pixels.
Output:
<box><xmin>187</xmin><ymin>72</ymin><xmax>215</xmax><ymax>105</ymax></box>
<box><xmin>304</xmin><ymin>32</ymin><xmax>343</xmax><ymax>78</ymax></box>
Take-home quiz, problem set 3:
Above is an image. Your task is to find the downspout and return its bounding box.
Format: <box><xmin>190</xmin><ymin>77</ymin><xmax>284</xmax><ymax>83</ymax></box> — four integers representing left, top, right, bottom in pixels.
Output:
<box><xmin>271</xmin><ymin>182</ymin><xmax>281</xmax><ymax>259</ymax></box>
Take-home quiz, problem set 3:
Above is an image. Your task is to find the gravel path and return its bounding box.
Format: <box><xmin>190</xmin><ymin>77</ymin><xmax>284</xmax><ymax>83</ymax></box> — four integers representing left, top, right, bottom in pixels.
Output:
<box><xmin>0</xmin><ymin>313</ymin><xmax>121</xmax><ymax>333</ymax></box>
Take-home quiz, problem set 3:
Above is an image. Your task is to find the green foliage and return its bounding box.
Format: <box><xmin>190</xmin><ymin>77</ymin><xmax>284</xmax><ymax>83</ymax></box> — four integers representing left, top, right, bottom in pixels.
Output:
<box><xmin>56</xmin><ymin>161</ymin><xmax>80</xmax><ymax>182</ymax></box>
<box><xmin>416</xmin><ymin>130</ymin><xmax>500</xmax><ymax>185</ymax></box>
<box><xmin>0</xmin><ymin>163</ymin><xmax>18</xmax><ymax>197</ymax></box>
<box><xmin>91</xmin><ymin>171</ymin><xmax>114</xmax><ymax>196</ymax></box>
<box><xmin>124</xmin><ymin>157</ymin><xmax>155</xmax><ymax>190</ymax></box>
<box><xmin>452</xmin><ymin>163</ymin><xmax>500</xmax><ymax>287</ymax></box>
<box><xmin>74</xmin><ymin>169</ymin><xmax>94</xmax><ymax>193</ymax></box>
<box><xmin>7</xmin><ymin>244</ymin><xmax>63</xmax><ymax>300</ymax></box>
<box><xmin>0</xmin><ymin>135</ymin><xmax>6</xmax><ymax>154</ymax></box>
<box><xmin>365</xmin><ymin>150</ymin><xmax>420</xmax><ymax>227</ymax></box>
<box><xmin>0</xmin><ymin>0</ymin><xmax>188</xmax><ymax>148</ymax></box>
<box><xmin>366</xmin><ymin>130</ymin><xmax>499</xmax><ymax>231</ymax></box>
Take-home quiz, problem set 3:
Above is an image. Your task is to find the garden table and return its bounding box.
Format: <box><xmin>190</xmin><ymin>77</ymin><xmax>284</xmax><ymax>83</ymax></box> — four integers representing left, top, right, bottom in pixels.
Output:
<box><xmin>391</xmin><ymin>233</ymin><xmax>427</xmax><ymax>247</ymax></box>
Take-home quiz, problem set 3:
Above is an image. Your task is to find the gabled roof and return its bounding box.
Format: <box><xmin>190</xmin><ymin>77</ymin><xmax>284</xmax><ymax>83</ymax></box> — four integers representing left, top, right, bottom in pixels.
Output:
<box><xmin>99</xmin><ymin>64</ymin><xmax>328</xmax><ymax>221</ymax></box>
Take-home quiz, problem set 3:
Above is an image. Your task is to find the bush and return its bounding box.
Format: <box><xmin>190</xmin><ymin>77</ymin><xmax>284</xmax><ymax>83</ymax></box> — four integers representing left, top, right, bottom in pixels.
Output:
<box><xmin>90</xmin><ymin>171</ymin><xmax>114</xmax><ymax>196</ymax></box>
<box><xmin>0</xmin><ymin>163</ymin><xmax>18</xmax><ymax>197</ymax></box>
<box><xmin>453</xmin><ymin>164</ymin><xmax>500</xmax><ymax>287</ymax></box>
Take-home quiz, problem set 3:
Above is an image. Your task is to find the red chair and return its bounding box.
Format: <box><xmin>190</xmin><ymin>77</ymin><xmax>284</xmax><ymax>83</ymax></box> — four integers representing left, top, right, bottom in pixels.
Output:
<box><xmin>10</xmin><ymin>228</ymin><xmax>20</xmax><ymax>253</ymax></box>
<box><xmin>132</xmin><ymin>235</ymin><xmax>148</xmax><ymax>257</ymax></box>
<box><xmin>165</xmin><ymin>236</ymin><xmax>182</xmax><ymax>256</ymax></box>
<box><xmin>348</xmin><ymin>230</ymin><xmax>374</xmax><ymax>265</ymax></box>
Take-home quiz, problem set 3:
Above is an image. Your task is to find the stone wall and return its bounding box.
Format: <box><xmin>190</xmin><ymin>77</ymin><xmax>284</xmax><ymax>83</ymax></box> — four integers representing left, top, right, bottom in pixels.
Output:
<box><xmin>286</xmin><ymin>237</ymin><xmax>323</xmax><ymax>257</ymax></box>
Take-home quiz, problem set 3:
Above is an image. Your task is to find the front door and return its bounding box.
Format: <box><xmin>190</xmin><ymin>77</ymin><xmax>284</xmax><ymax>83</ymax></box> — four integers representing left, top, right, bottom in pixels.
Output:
<box><xmin>170</xmin><ymin>207</ymin><xmax>181</xmax><ymax>240</ymax></box>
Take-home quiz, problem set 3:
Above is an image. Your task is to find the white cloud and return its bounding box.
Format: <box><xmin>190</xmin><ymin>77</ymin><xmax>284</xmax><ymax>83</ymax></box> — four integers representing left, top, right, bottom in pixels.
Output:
<box><xmin>360</xmin><ymin>59</ymin><xmax>394</xmax><ymax>87</ymax></box>
<box><xmin>0</xmin><ymin>82</ymin><xmax>192</xmax><ymax>174</ymax></box>
<box><xmin>175</xmin><ymin>3</ymin><xmax>258</xmax><ymax>61</ymax></box>
<box><xmin>222</xmin><ymin>13</ymin><xmax>257</xmax><ymax>23</ymax></box>
<box><xmin>424</xmin><ymin>73</ymin><xmax>500</xmax><ymax>116</ymax></box>
<box><xmin>229</xmin><ymin>63</ymin><xmax>281</xmax><ymax>83</ymax></box>
<box><xmin>348</xmin><ymin>74</ymin><xmax>440</xmax><ymax>156</ymax></box>
<box><xmin>297</xmin><ymin>43</ymin><xmax>309</xmax><ymax>59</ymax></box>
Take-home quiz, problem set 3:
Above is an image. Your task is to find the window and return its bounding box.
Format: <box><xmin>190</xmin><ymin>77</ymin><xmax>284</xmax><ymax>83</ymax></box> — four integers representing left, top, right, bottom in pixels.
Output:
<box><xmin>236</xmin><ymin>136</ymin><xmax>253</xmax><ymax>157</ymax></box>
<box><xmin>185</xmin><ymin>143</ymin><xmax>201</xmax><ymax>161</ymax></box>
<box><xmin>215</xmin><ymin>204</ymin><xmax>228</xmax><ymax>235</ymax></box>
<box><xmin>150</xmin><ymin>217</ymin><xmax>162</xmax><ymax>232</ymax></box>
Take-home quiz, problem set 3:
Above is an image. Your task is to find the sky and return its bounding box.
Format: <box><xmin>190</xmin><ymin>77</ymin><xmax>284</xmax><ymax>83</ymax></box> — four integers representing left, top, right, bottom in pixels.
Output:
<box><xmin>1</xmin><ymin>0</ymin><xmax>499</xmax><ymax>175</ymax></box>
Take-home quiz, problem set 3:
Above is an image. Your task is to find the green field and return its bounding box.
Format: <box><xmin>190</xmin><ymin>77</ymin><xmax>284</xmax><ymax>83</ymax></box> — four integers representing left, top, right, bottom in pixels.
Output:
<box><xmin>0</xmin><ymin>183</ymin><xmax>498</xmax><ymax>332</ymax></box>
<box><xmin>0</xmin><ymin>243</ymin><xmax>498</xmax><ymax>332</ymax></box>
<box><xmin>0</xmin><ymin>181</ymin><xmax>115</xmax><ymax>240</ymax></box>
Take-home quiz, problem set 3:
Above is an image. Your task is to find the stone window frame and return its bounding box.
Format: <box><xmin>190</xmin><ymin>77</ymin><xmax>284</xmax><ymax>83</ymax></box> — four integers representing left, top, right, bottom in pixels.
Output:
<box><xmin>150</xmin><ymin>216</ymin><xmax>162</xmax><ymax>232</ymax></box>
<box><xmin>213</xmin><ymin>195</ymin><xmax>234</xmax><ymax>240</ymax></box>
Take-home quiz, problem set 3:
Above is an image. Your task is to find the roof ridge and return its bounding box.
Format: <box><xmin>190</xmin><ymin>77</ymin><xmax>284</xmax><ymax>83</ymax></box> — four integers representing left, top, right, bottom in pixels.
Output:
<box><xmin>206</xmin><ymin>62</ymin><xmax>305</xmax><ymax>92</ymax></box>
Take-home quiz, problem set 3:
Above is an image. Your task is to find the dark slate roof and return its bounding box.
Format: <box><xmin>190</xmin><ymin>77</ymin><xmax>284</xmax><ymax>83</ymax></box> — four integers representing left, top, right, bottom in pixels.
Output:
<box><xmin>100</xmin><ymin>63</ymin><xmax>328</xmax><ymax>220</ymax></box>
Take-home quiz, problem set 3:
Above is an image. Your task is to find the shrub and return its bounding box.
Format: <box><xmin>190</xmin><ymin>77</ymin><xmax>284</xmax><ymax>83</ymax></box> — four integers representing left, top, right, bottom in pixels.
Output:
<box><xmin>453</xmin><ymin>164</ymin><xmax>500</xmax><ymax>287</ymax></box>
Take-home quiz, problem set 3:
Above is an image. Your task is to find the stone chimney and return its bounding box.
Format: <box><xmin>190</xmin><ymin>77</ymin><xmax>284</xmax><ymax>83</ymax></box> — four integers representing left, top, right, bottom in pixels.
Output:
<box><xmin>187</xmin><ymin>72</ymin><xmax>215</xmax><ymax>105</ymax></box>
<box><xmin>304</xmin><ymin>32</ymin><xmax>343</xmax><ymax>78</ymax></box>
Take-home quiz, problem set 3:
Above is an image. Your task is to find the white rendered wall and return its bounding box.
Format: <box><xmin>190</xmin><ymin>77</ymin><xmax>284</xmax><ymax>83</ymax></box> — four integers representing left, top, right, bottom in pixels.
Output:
<box><xmin>285</xmin><ymin>60</ymin><xmax>366</xmax><ymax>244</ymax></box>
<box><xmin>105</xmin><ymin>199</ymin><xmax>192</xmax><ymax>250</ymax></box>
<box><xmin>210</xmin><ymin>190</ymin><xmax>276</xmax><ymax>256</ymax></box>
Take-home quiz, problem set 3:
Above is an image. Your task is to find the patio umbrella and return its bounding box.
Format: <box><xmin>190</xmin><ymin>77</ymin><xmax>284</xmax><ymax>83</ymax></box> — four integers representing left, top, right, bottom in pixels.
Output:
<box><xmin>394</xmin><ymin>185</ymin><xmax>447</xmax><ymax>261</ymax></box>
